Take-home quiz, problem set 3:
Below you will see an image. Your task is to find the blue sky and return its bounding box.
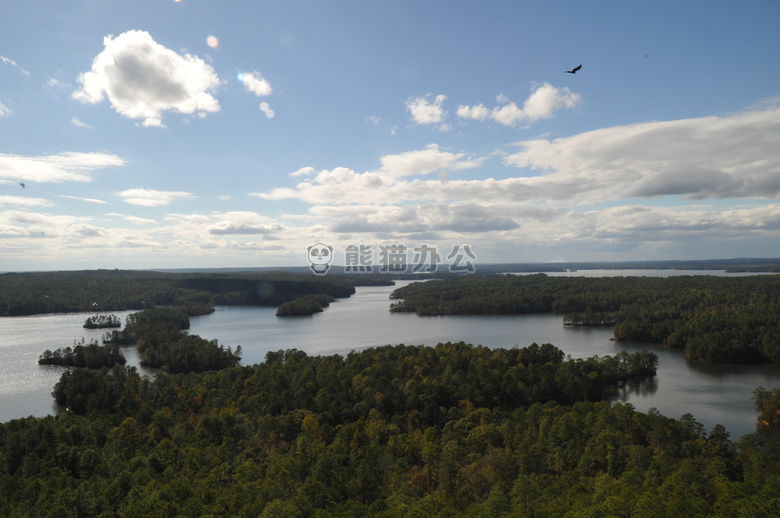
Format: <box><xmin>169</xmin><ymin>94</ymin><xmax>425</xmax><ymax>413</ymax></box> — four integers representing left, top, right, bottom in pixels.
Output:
<box><xmin>1</xmin><ymin>1</ymin><xmax>780</xmax><ymax>271</ymax></box>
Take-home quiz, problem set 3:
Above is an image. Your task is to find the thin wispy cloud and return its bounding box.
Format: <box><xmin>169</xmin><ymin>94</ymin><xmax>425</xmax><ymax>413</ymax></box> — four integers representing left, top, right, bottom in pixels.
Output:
<box><xmin>119</xmin><ymin>188</ymin><xmax>194</xmax><ymax>207</ymax></box>
<box><xmin>60</xmin><ymin>195</ymin><xmax>107</xmax><ymax>204</ymax></box>
<box><xmin>0</xmin><ymin>55</ymin><xmax>30</xmax><ymax>76</ymax></box>
<box><xmin>106</xmin><ymin>213</ymin><xmax>157</xmax><ymax>225</ymax></box>
<box><xmin>0</xmin><ymin>152</ymin><xmax>125</xmax><ymax>183</ymax></box>
<box><xmin>72</xmin><ymin>30</ymin><xmax>220</xmax><ymax>127</ymax></box>
<box><xmin>71</xmin><ymin>117</ymin><xmax>93</xmax><ymax>128</ymax></box>
<box><xmin>0</xmin><ymin>196</ymin><xmax>52</xmax><ymax>207</ymax></box>
<box><xmin>207</xmin><ymin>212</ymin><xmax>283</xmax><ymax>235</ymax></box>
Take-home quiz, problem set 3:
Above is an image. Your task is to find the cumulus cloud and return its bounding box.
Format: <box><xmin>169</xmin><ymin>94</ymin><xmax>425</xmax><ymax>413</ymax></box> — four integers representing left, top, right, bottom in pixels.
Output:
<box><xmin>407</xmin><ymin>94</ymin><xmax>450</xmax><ymax>131</ymax></box>
<box><xmin>5</xmin><ymin>103</ymin><xmax>780</xmax><ymax>267</ymax></box>
<box><xmin>458</xmin><ymin>83</ymin><xmax>581</xmax><ymax>127</ymax></box>
<box><xmin>456</xmin><ymin>103</ymin><xmax>489</xmax><ymax>121</ymax></box>
<box><xmin>0</xmin><ymin>152</ymin><xmax>124</xmax><ymax>183</ymax></box>
<box><xmin>254</xmin><ymin>106</ymin><xmax>780</xmax><ymax>214</ymax></box>
<box><xmin>238</xmin><ymin>71</ymin><xmax>272</xmax><ymax>97</ymax></box>
<box><xmin>243</xmin><ymin>103</ymin><xmax>780</xmax><ymax>262</ymax></box>
<box><xmin>253</xmin><ymin>144</ymin><xmax>483</xmax><ymax>204</ymax></box>
<box><xmin>72</xmin><ymin>30</ymin><xmax>221</xmax><ymax>127</ymax></box>
<box><xmin>119</xmin><ymin>188</ymin><xmax>194</xmax><ymax>207</ymax></box>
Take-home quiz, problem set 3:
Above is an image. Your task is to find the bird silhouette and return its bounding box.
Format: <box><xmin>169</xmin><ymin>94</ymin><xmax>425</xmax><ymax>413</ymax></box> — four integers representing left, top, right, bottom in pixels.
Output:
<box><xmin>19</xmin><ymin>183</ymin><xmax>25</xmax><ymax>189</ymax></box>
<box><xmin>565</xmin><ymin>64</ymin><xmax>582</xmax><ymax>74</ymax></box>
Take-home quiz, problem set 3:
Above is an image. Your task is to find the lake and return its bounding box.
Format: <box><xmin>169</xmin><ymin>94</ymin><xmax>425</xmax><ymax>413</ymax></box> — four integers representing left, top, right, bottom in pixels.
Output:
<box><xmin>2</xmin><ymin>273</ymin><xmax>779</xmax><ymax>441</ymax></box>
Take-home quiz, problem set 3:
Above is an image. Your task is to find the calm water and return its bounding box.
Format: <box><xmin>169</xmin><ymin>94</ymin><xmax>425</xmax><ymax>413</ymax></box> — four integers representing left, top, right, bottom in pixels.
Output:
<box><xmin>0</xmin><ymin>310</ymin><xmax>141</xmax><ymax>422</ymax></box>
<box><xmin>2</xmin><ymin>274</ymin><xmax>779</xmax><ymax>441</ymax></box>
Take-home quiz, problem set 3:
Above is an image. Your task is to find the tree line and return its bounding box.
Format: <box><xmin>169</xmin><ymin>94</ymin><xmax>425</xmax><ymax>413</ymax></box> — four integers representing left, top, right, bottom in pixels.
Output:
<box><xmin>0</xmin><ymin>270</ymin><xmax>382</xmax><ymax>317</ymax></box>
<box><xmin>390</xmin><ymin>274</ymin><xmax>780</xmax><ymax>363</ymax></box>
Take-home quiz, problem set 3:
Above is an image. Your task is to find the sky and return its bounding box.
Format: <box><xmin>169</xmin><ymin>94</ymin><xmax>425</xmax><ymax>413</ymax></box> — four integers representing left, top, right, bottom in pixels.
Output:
<box><xmin>1</xmin><ymin>1</ymin><xmax>780</xmax><ymax>272</ymax></box>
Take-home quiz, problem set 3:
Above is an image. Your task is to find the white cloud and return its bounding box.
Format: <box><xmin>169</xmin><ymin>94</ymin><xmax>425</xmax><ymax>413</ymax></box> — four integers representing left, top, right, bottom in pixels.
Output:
<box><xmin>243</xmin><ymin>103</ymin><xmax>780</xmax><ymax>261</ymax></box>
<box><xmin>521</xmin><ymin>83</ymin><xmax>581</xmax><ymax>121</ymax></box>
<box><xmin>119</xmin><ymin>188</ymin><xmax>194</xmax><ymax>207</ymax></box>
<box><xmin>406</xmin><ymin>94</ymin><xmax>449</xmax><ymax>130</ymax></box>
<box><xmin>59</xmin><ymin>195</ymin><xmax>107</xmax><ymax>204</ymax></box>
<box><xmin>207</xmin><ymin>212</ymin><xmax>283</xmax><ymax>235</ymax></box>
<box><xmin>72</xmin><ymin>30</ymin><xmax>221</xmax><ymax>127</ymax></box>
<box><xmin>253</xmin><ymin>144</ymin><xmax>484</xmax><ymax>204</ymax></box>
<box><xmin>0</xmin><ymin>196</ymin><xmax>51</xmax><ymax>207</ymax></box>
<box><xmin>504</xmin><ymin>106</ymin><xmax>780</xmax><ymax>201</ymax></box>
<box><xmin>254</xmin><ymin>106</ymin><xmax>780</xmax><ymax>211</ymax></box>
<box><xmin>458</xmin><ymin>84</ymin><xmax>581</xmax><ymax>127</ymax></box>
<box><xmin>456</xmin><ymin>103</ymin><xmax>489</xmax><ymax>121</ymax></box>
<box><xmin>106</xmin><ymin>213</ymin><xmax>157</xmax><ymax>225</ymax></box>
<box><xmin>239</xmin><ymin>71</ymin><xmax>272</xmax><ymax>97</ymax></box>
<box><xmin>71</xmin><ymin>117</ymin><xmax>93</xmax><ymax>128</ymax></box>
<box><xmin>0</xmin><ymin>55</ymin><xmax>30</xmax><ymax>76</ymax></box>
<box><xmin>0</xmin><ymin>152</ymin><xmax>124</xmax><ymax>183</ymax></box>
<box><xmin>0</xmin><ymin>101</ymin><xmax>12</xmax><ymax>117</ymax></box>
<box><xmin>290</xmin><ymin>166</ymin><xmax>315</xmax><ymax>178</ymax></box>
<box><xmin>374</xmin><ymin>144</ymin><xmax>483</xmax><ymax>177</ymax></box>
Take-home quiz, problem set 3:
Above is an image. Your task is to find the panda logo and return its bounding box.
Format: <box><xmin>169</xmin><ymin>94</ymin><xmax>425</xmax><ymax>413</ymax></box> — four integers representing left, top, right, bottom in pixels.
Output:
<box><xmin>308</xmin><ymin>243</ymin><xmax>333</xmax><ymax>275</ymax></box>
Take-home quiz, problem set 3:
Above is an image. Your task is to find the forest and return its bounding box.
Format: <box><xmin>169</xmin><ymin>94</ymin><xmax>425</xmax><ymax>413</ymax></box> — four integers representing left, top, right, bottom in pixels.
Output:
<box><xmin>0</xmin><ymin>270</ymin><xmax>385</xmax><ymax>317</ymax></box>
<box><xmin>390</xmin><ymin>274</ymin><xmax>780</xmax><ymax>363</ymax></box>
<box><xmin>2</xmin><ymin>341</ymin><xmax>780</xmax><ymax>516</ymax></box>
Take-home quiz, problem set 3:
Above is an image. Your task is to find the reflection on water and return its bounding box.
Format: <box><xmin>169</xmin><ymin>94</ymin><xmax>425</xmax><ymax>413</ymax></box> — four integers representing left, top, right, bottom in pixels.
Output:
<box><xmin>1</xmin><ymin>278</ymin><xmax>779</xmax><ymax>440</ymax></box>
<box><xmin>604</xmin><ymin>376</ymin><xmax>660</xmax><ymax>400</ymax></box>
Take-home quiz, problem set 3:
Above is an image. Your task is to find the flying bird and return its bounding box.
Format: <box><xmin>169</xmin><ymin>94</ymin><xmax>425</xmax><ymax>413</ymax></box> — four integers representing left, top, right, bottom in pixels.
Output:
<box><xmin>19</xmin><ymin>183</ymin><xmax>25</xmax><ymax>189</ymax></box>
<box><xmin>565</xmin><ymin>64</ymin><xmax>582</xmax><ymax>74</ymax></box>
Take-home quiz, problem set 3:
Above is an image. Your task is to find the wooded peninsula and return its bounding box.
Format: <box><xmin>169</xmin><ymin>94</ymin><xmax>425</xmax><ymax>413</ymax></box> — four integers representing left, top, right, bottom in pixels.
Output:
<box><xmin>390</xmin><ymin>273</ymin><xmax>780</xmax><ymax>364</ymax></box>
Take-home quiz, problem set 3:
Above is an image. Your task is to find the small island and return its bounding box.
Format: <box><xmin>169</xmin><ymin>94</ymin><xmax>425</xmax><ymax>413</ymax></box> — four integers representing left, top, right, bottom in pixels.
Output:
<box><xmin>83</xmin><ymin>313</ymin><xmax>122</xmax><ymax>329</ymax></box>
<box><xmin>39</xmin><ymin>339</ymin><xmax>126</xmax><ymax>368</ymax></box>
<box><xmin>276</xmin><ymin>294</ymin><xmax>334</xmax><ymax>316</ymax></box>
